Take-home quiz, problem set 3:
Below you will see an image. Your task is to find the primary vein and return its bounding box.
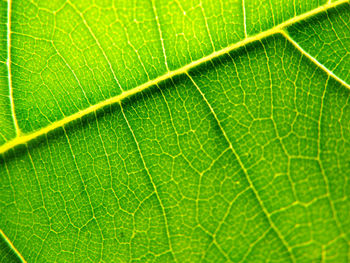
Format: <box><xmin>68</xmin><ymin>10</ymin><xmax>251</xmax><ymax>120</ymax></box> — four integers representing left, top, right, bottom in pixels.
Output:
<box><xmin>0</xmin><ymin>0</ymin><xmax>348</xmax><ymax>155</ymax></box>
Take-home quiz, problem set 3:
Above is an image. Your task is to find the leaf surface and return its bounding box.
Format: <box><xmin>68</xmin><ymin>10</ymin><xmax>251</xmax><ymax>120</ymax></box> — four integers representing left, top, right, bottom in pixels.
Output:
<box><xmin>0</xmin><ymin>0</ymin><xmax>349</xmax><ymax>262</ymax></box>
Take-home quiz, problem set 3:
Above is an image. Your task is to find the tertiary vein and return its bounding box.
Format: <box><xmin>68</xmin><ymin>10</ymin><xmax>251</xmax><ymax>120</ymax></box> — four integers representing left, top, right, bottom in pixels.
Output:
<box><xmin>187</xmin><ymin>73</ymin><xmax>296</xmax><ymax>262</ymax></box>
<box><xmin>0</xmin><ymin>0</ymin><xmax>348</xmax><ymax>155</ymax></box>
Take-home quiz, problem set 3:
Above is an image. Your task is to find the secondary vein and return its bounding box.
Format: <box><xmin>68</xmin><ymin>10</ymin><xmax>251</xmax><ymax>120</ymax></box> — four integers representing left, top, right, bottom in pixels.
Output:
<box><xmin>0</xmin><ymin>0</ymin><xmax>348</xmax><ymax>155</ymax></box>
<box><xmin>280</xmin><ymin>30</ymin><xmax>350</xmax><ymax>89</ymax></box>
<box><xmin>242</xmin><ymin>0</ymin><xmax>247</xmax><ymax>37</ymax></box>
<box><xmin>7</xmin><ymin>0</ymin><xmax>20</xmax><ymax>136</ymax></box>
<box><xmin>0</xmin><ymin>229</ymin><xmax>27</xmax><ymax>262</ymax></box>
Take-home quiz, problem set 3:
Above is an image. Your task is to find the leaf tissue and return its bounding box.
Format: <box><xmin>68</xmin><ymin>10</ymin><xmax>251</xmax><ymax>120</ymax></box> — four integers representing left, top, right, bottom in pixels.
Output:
<box><xmin>0</xmin><ymin>0</ymin><xmax>349</xmax><ymax>262</ymax></box>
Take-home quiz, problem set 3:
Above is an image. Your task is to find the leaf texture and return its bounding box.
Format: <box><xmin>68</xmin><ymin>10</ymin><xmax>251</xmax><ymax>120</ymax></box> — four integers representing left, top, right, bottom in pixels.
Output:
<box><xmin>0</xmin><ymin>0</ymin><xmax>349</xmax><ymax>262</ymax></box>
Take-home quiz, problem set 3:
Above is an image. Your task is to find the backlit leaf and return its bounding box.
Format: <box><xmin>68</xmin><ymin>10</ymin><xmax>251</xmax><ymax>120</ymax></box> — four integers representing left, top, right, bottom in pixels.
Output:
<box><xmin>0</xmin><ymin>0</ymin><xmax>349</xmax><ymax>262</ymax></box>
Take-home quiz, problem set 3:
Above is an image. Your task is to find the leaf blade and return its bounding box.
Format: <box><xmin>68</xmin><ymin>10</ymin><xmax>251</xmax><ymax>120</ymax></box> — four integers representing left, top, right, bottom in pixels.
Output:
<box><xmin>1</xmin><ymin>1</ymin><xmax>349</xmax><ymax>262</ymax></box>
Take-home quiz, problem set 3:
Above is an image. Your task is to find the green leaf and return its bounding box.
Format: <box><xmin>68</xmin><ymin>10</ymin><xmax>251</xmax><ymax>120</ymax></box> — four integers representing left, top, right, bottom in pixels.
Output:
<box><xmin>1</xmin><ymin>0</ymin><xmax>349</xmax><ymax>262</ymax></box>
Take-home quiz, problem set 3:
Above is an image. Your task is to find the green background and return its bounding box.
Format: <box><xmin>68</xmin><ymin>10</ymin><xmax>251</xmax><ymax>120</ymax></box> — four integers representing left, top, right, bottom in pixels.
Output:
<box><xmin>0</xmin><ymin>0</ymin><xmax>349</xmax><ymax>262</ymax></box>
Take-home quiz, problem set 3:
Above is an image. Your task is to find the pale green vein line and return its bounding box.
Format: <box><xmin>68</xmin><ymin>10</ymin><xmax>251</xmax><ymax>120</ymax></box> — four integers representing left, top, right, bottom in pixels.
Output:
<box><xmin>239</xmin><ymin>227</ymin><xmax>271</xmax><ymax>263</ymax></box>
<box><xmin>280</xmin><ymin>30</ymin><xmax>350</xmax><ymax>89</ymax></box>
<box><xmin>0</xmin><ymin>0</ymin><xmax>347</xmax><ymax>155</ymax></box>
<box><xmin>209</xmin><ymin>241</ymin><xmax>233</xmax><ymax>263</ymax></box>
<box><xmin>293</xmin><ymin>0</ymin><xmax>296</xmax><ymax>17</ymax></box>
<box><xmin>67</xmin><ymin>0</ymin><xmax>124</xmax><ymax>92</ymax></box>
<box><xmin>154</xmin><ymin>83</ymin><xmax>232</xmax><ymax>261</ymax></box>
<box><xmin>1</xmin><ymin>158</ymin><xmax>25</xmax><ymax>262</ymax></box>
<box><xmin>121</xmin><ymin>24</ymin><xmax>150</xmax><ymax>80</ymax></box>
<box><xmin>26</xmin><ymin>145</ymin><xmax>45</xmax><ymax>210</ymax></box>
<box><xmin>242</xmin><ymin>0</ymin><xmax>247</xmax><ymax>37</ymax></box>
<box><xmin>199</xmin><ymin>1</ymin><xmax>216</xmax><ymax>52</ymax></box>
<box><xmin>316</xmin><ymin>76</ymin><xmax>348</xmax><ymax>241</ymax></box>
<box><xmin>0</xmin><ymin>229</ymin><xmax>26</xmax><ymax>263</ymax></box>
<box><xmin>26</xmin><ymin>146</ymin><xmax>48</xmax><ymax>262</ymax></box>
<box><xmin>268</xmin><ymin>0</ymin><xmax>276</xmax><ymax>27</ymax></box>
<box><xmin>120</xmin><ymin>103</ymin><xmax>177</xmax><ymax>262</ymax></box>
<box><xmin>93</xmin><ymin>110</ymin><xmax>117</xmax><ymax>205</ymax></box>
<box><xmin>63</xmin><ymin>127</ymin><xmax>96</xmax><ymax>219</ymax></box>
<box><xmin>7</xmin><ymin>0</ymin><xmax>20</xmax><ymax>136</ymax></box>
<box><xmin>155</xmin><ymin>81</ymin><xmax>232</xmax><ymax>261</ymax></box>
<box><xmin>200</xmin><ymin>187</ymin><xmax>249</xmax><ymax>263</ymax></box>
<box><xmin>62</xmin><ymin>126</ymin><xmax>104</xmax><ymax>262</ymax></box>
<box><xmin>151</xmin><ymin>0</ymin><xmax>169</xmax><ymax>71</ymax></box>
<box><xmin>259</xmin><ymin>38</ymin><xmax>298</xmax><ymax>201</ymax></box>
<box><xmin>317</xmin><ymin>76</ymin><xmax>329</xmax><ymax>161</ymax></box>
<box><xmin>186</xmin><ymin>73</ymin><xmax>296</xmax><ymax>263</ymax></box>
<box><xmin>51</xmin><ymin>41</ymin><xmax>91</xmax><ymax>105</ymax></box>
<box><xmin>0</xmin><ymin>133</ymin><xmax>6</xmax><ymax>143</ymax></box>
<box><xmin>326</xmin><ymin>7</ymin><xmax>349</xmax><ymax>58</ymax></box>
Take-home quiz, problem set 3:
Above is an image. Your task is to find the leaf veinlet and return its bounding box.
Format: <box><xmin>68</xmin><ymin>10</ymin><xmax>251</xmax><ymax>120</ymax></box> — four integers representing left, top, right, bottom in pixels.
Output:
<box><xmin>187</xmin><ymin>73</ymin><xmax>296</xmax><ymax>261</ymax></box>
<box><xmin>0</xmin><ymin>0</ymin><xmax>348</xmax><ymax>156</ymax></box>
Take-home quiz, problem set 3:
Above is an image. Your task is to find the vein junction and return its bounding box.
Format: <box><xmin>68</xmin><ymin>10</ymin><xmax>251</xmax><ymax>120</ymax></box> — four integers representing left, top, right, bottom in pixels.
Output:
<box><xmin>0</xmin><ymin>0</ymin><xmax>348</xmax><ymax>155</ymax></box>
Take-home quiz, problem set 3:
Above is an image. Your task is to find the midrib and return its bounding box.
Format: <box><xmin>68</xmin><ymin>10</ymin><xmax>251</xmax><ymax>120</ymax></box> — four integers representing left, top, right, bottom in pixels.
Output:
<box><xmin>0</xmin><ymin>0</ymin><xmax>348</xmax><ymax>155</ymax></box>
